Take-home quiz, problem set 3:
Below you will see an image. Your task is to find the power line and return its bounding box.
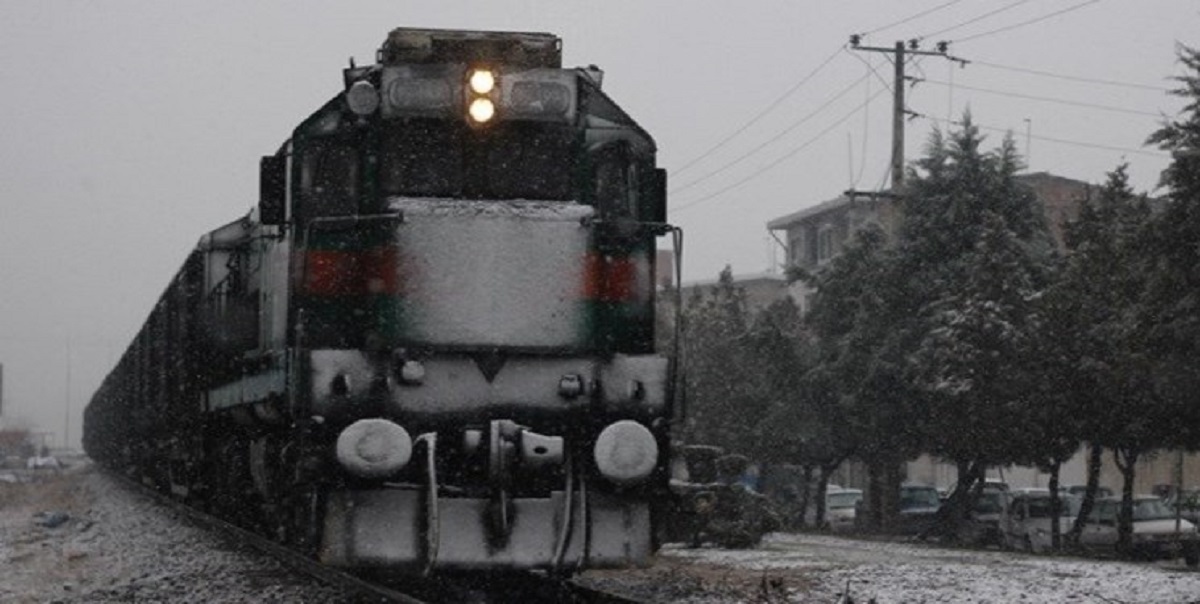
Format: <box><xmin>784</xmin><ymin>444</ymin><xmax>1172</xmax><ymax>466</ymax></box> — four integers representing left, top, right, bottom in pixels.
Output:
<box><xmin>921</xmin><ymin>79</ymin><xmax>1165</xmax><ymax>117</ymax></box>
<box><xmin>673</xmin><ymin>87</ymin><xmax>891</xmax><ymax>213</ymax></box>
<box><xmin>918</xmin><ymin>0</ymin><xmax>1035</xmax><ymax>41</ymax></box>
<box><xmin>671</xmin><ymin>69</ymin><xmax>874</xmax><ymax>195</ymax></box>
<box><xmin>671</xmin><ymin>1</ymin><xmax>983</xmax><ymax>177</ymax></box>
<box><xmin>918</xmin><ymin>113</ymin><xmax>1170</xmax><ymax>158</ymax></box>
<box><xmin>954</xmin><ymin>0</ymin><xmax>1101</xmax><ymax>44</ymax></box>
<box><xmin>862</xmin><ymin>0</ymin><xmax>966</xmax><ymax>36</ymax></box>
<box><xmin>845</xmin><ymin>46</ymin><xmax>894</xmax><ymax>94</ymax></box>
<box><xmin>971</xmin><ymin>59</ymin><xmax>1172</xmax><ymax>92</ymax></box>
<box><xmin>853</xmin><ymin>62</ymin><xmax>874</xmax><ymax>187</ymax></box>
<box><xmin>671</xmin><ymin>46</ymin><xmax>844</xmax><ymax>175</ymax></box>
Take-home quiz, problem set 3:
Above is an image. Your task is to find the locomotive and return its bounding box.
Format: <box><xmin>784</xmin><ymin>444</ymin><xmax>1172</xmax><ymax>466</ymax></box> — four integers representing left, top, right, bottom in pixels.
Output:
<box><xmin>83</xmin><ymin>27</ymin><xmax>679</xmax><ymax>574</ymax></box>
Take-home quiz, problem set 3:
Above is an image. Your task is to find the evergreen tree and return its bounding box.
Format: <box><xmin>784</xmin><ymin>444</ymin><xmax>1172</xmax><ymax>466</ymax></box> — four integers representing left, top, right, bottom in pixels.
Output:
<box><xmin>804</xmin><ymin>224</ymin><xmax>921</xmax><ymax>530</ymax></box>
<box><xmin>1044</xmin><ymin>164</ymin><xmax>1156</xmax><ymax>550</ymax></box>
<box><xmin>899</xmin><ymin>115</ymin><xmax>1057</xmax><ymax>526</ymax></box>
<box><xmin>1143</xmin><ymin>44</ymin><xmax>1200</xmax><ymax>451</ymax></box>
<box><xmin>681</xmin><ymin>267</ymin><xmax>755</xmax><ymax>450</ymax></box>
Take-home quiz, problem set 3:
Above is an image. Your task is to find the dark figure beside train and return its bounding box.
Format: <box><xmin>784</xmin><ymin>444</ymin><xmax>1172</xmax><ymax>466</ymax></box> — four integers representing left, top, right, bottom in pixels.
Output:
<box><xmin>83</xmin><ymin>27</ymin><xmax>678</xmax><ymax>575</ymax></box>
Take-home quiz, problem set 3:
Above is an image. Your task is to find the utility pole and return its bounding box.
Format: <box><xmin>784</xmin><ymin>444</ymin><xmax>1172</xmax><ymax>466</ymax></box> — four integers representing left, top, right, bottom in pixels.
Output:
<box><xmin>847</xmin><ymin>37</ymin><xmax>964</xmax><ymax>194</ymax></box>
<box><xmin>892</xmin><ymin>40</ymin><xmax>906</xmax><ymax>191</ymax></box>
<box><xmin>844</xmin><ymin>37</ymin><xmax>964</xmax><ymax>532</ymax></box>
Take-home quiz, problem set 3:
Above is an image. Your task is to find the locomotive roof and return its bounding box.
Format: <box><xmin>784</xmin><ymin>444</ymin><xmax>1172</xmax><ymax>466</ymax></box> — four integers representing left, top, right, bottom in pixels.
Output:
<box><xmin>379</xmin><ymin>27</ymin><xmax>562</xmax><ymax>69</ymax></box>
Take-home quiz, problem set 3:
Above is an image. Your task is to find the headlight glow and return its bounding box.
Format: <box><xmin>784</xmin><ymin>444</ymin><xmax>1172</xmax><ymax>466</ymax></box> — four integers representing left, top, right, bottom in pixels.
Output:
<box><xmin>469</xmin><ymin>98</ymin><xmax>496</xmax><ymax>123</ymax></box>
<box><xmin>469</xmin><ymin>69</ymin><xmax>496</xmax><ymax>94</ymax></box>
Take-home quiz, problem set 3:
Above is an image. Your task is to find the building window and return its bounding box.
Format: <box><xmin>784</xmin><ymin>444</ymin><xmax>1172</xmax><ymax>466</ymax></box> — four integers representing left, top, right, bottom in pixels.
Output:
<box><xmin>789</xmin><ymin>233</ymin><xmax>804</xmax><ymax>265</ymax></box>
<box><xmin>817</xmin><ymin>226</ymin><xmax>836</xmax><ymax>263</ymax></box>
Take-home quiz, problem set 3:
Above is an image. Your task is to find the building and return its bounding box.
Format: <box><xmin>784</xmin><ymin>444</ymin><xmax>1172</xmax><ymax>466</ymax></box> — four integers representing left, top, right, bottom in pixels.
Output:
<box><xmin>763</xmin><ymin>172</ymin><xmax>1200</xmax><ymax>493</ymax></box>
<box><xmin>677</xmin><ymin>271</ymin><xmax>788</xmax><ymax>313</ymax></box>
<box><xmin>766</xmin><ymin>172</ymin><xmax>1091</xmax><ymax>316</ymax></box>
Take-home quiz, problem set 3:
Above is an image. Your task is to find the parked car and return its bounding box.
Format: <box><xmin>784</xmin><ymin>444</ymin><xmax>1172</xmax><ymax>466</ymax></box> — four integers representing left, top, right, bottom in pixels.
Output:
<box><xmin>1063</xmin><ymin>484</ymin><xmax>1115</xmax><ymax>499</ymax></box>
<box><xmin>1003</xmin><ymin>491</ymin><xmax>1075</xmax><ymax>553</ymax></box>
<box><xmin>964</xmin><ymin>484</ymin><xmax>1010</xmax><ymax>546</ymax></box>
<box><xmin>819</xmin><ymin>487</ymin><xmax>863</xmax><ymax>532</ymax></box>
<box><xmin>1078</xmin><ymin>496</ymin><xmax>1200</xmax><ymax>566</ymax></box>
<box><xmin>1165</xmin><ymin>488</ymin><xmax>1200</xmax><ymax>525</ymax></box>
<box><xmin>944</xmin><ymin>480</ymin><xmax>1010</xmax><ymax>546</ymax></box>
<box><xmin>897</xmin><ymin>484</ymin><xmax>942</xmax><ymax>535</ymax></box>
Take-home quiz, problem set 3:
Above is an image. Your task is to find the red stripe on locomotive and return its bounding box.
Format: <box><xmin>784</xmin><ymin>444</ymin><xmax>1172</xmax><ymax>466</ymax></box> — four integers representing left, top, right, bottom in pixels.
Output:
<box><xmin>302</xmin><ymin>247</ymin><xmax>404</xmax><ymax>296</ymax></box>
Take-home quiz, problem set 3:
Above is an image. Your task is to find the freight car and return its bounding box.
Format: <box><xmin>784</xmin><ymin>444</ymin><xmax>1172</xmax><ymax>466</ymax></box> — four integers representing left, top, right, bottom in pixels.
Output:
<box><xmin>83</xmin><ymin>27</ymin><xmax>679</xmax><ymax>575</ymax></box>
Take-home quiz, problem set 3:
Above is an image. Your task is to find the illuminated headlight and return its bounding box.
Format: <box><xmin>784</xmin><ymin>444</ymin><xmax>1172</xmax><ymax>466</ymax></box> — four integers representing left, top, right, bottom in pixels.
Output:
<box><xmin>346</xmin><ymin>80</ymin><xmax>379</xmax><ymax>116</ymax></box>
<box><xmin>593</xmin><ymin>420</ymin><xmax>658</xmax><ymax>486</ymax></box>
<box><xmin>335</xmin><ymin>419</ymin><xmax>412</xmax><ymax>478</ymax></box>
<box><xmin>469</xmin><ymin>69</ymin><xmax>496</xmax><ymax>94</ymax></box>
<box><xmin>468</xmin><ymin>98</ymin><xmax>495</xmax><ymax>123</ymax></box>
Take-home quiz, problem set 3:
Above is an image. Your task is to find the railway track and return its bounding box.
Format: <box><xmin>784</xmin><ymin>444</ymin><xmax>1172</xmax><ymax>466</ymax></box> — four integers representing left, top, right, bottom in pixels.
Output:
<box><xmin>105</xmin><ymin>470</ymin><xmax>645</xmax><ymax>603</ymax></box>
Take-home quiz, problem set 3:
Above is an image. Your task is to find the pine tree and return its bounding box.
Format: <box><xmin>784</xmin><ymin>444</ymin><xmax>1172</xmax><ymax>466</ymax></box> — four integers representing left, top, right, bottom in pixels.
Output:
<box><xmin>1042</xmin><ymin>164</ymin><xmax>1158</xmax><ymax>550</ymax></box>
<box><xmin>899</xmin><ymin>115</ymin><xmax>1057</xmax><ymax>528</ymax></box>
<box><xmin>680</xmin><ymin>267</ymin><xmax>769</xmax><ymax>456</ymax></box>
<box><xmin>804</xmin><ymin>223</ymin><xmax>921</xmax><ymax>530</ymax></box>
<box><xmin>1143</xmin><ymin>44</ymin><xmax>1200</xmax><ymax>450</ymax></box>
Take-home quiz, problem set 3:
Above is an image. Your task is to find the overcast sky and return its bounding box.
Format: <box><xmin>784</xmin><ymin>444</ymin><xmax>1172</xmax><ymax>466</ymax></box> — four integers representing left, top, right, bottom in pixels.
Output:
<box><xmin>1</xmin><ymin>1</ymin><xmax>1196</xmax><ymax>447</ymax></box>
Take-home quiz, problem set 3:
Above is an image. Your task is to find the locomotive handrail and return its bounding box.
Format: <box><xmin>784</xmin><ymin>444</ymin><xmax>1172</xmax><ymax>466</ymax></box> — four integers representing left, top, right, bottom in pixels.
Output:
<box><xmin>551</xmin><ymin>448</ymin><xmax>576</xmax><ymax>572</ymax></box>
<box><xmin>303</xmin><ymin>212</ymin><xmax>405</xmax><ymax>237</ymax></box>
<box><xmin>414</xmin><ymin>432</ymin><xmax>440</xmax><ymax>576</ymax></box>
<box><xmin>579</xmin><ymin>217</ymin><xmax>677</xmax><ymax>237</ymax></box>
<box><xmin>669</xmin><ymin>226</ymin><xmax>685</xmax><ymax>422</ymax></box>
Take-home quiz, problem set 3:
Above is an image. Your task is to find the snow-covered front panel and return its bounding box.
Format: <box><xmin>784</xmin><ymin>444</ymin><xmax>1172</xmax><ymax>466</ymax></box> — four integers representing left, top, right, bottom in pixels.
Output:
<box><xmin>388</xmin><ymin>198</ymin><xmax>594</xmax><ymax>348</ymax></box>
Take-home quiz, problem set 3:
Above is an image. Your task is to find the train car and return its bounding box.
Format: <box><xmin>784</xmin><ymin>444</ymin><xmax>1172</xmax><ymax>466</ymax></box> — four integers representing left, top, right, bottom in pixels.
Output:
<box><xmin>83</xmin><ymin>27</ymin><xmax>679</xmax><ymax>575</ymax></box>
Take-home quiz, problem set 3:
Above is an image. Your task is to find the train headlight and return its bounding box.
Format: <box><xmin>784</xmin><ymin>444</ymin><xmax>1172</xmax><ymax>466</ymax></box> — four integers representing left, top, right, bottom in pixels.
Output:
<box><xmin>465</xmin><ymin>66</ymin><xmax>498</xmax><ymax>125</ymax></box>
<box><xmin>469</xmin><ymin>69</ymin><xmax>496</xmax><ymax>94</ymax></box>
<box><xmin>346</xmin><ymin>80</ymin><xmax>380</xmax><ymax>116</ymax></box>
<box><xmin>335</xmin><ymin>419</ymin><xmax>412</xmax><ymax>478</ymax></box>
<box><xmin>593</xmin><ymin>420</ymin><xmax>658</xmax><ymax>486</ymax></box>
<box><xmin>468</xmin><ymin>98</ymin><xmax>495</xmax><ymax>124</ymax></box>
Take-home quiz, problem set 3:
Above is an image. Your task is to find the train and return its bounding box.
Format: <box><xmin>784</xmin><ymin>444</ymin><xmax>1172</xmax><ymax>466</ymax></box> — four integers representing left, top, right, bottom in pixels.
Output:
<box><xmin>83</xmin><ymin>27</ymin><xmax>679</xmax><ymax>575</ymax></box>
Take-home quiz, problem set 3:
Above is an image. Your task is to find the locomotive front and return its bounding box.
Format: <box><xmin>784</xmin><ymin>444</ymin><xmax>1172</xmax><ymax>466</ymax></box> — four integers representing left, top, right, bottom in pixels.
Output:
<box><xmin>264</xmin><ymin>28</ymin><xmax>675</xmax><ymax>573</ymax></box>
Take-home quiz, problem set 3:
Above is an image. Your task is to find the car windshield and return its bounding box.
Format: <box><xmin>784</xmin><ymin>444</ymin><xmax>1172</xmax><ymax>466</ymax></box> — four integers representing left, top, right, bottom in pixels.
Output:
<box><xmin>901</xmin><ymin>487</ymin><xmax>940</xmax><ymax>509</ymax></box>
<box><xmin>974</xmin><ymin>491</ymin><xmax>1006</xmax><ymax>514</ymax></box>
<box><xmin>1132</xmin><ymin>498</ymin><xmax>1176</xmax><ymax>521</ymax></box>
<box><xmin>828</xmin><ymin>491</ymin><xmax>862</xmax><ymax>509</ymax></box>
<box><xmin>1091</xmin><ymin>499</ymin><xmax>1178</xmax><ymax>522</ymax></box>
<box><xmin>1025</xmin><ymin>497</ymin><xmax>1072</xmax><ymax>518</ymax></box>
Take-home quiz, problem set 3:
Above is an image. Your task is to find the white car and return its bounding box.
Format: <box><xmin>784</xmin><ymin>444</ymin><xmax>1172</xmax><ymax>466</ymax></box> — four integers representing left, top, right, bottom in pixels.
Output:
<box><xmin>823</xmin><ymin>488</ymin><xmax>863</xmax><ymax>531</ymax></box>
<box><xmin>1003</xmin><ymin>491</ymin><xmax>1075</xmax><ymax>553</ymax></box>
<box><xmin>1078</xmin><ymin>496</ymin><xmax>1200</xmax><ymax>566</ymax></box>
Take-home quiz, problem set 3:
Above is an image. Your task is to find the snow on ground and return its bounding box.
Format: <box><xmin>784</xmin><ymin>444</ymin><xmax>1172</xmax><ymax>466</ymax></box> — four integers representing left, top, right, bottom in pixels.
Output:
<box><xmin>8</xmin><ymin>465</ymin><xmax>1200</xmax><ymax>603</ymax></box>
<box><xmin>616</xmin><ymin>533</ymin><xmax>1200</xmax><ymax>603</ymax></box>
<box><xmin>0</xmin><ymin>463</ymin><xmax>358</xmax><ymax>603</ymax></box>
